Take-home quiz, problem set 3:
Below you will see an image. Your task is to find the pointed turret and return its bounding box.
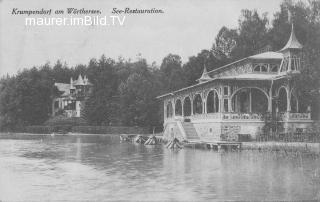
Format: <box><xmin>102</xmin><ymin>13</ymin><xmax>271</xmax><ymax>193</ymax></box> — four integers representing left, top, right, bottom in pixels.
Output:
<box><xmin>198</xmin><ymin>65</ymin><xmax>211</xmax><ymax>83</ymax></box>
<box><xmin>280</xmin><ymin>24</ymin><xmax>303</xmax><ymax>52</ymax></box>
<box><xmin>75</xmin><ymin>74</ymin><xmax>84</xmax><ymax>86</ymax></box>
<box><xmin>279</xmin><ymin>23</ymin><xmax>303</xmax><ymax>72</ymax></box>
<box><xmin>70</xmin><ymin>77</ymin><xmax>75</xmax><ymax>89</ymax></box>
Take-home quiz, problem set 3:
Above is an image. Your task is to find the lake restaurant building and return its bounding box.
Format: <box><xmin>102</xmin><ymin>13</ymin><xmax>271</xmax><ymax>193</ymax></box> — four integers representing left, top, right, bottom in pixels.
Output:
<box><xmin>52</xmin><ymin>74</ymin><xmax>92</xmax><ymax>117</ymax></box>
<box><xmin>157</xmin><ymin>25</ymin><xmax>317</xmax><ymax>141</ymax></box>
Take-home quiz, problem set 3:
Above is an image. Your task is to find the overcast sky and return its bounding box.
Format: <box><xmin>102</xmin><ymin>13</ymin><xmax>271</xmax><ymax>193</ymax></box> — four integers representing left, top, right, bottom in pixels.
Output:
<box><xmin>0</xmin><ymin>0</ymin><xmax>283</xmax><ymax>76</ymax></box>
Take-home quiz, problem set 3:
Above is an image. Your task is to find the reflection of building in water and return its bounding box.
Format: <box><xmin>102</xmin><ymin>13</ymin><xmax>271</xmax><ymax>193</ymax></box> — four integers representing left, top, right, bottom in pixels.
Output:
<box><xmin>157</xmin><ymin>24</ymin><xmax>318</xmax><ymax>141</ymax></box>
<box><xmin>52</xmin><ymin>74</ymin><xmax>92</xmax><ymax>117</ymax></box>
<box><xmin>76</xmin><ymin>137</ymin><xmax>82</xmax><ymax>161</ymax></box>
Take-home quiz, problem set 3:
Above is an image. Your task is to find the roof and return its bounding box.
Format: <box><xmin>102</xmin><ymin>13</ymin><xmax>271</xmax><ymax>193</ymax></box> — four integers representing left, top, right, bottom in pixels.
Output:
<box><xmin>206</xmin><ymin>52</ymin><xmax>282</xmax><ymax>76</ymax></box>
<box><xmin>280</xmin><ymin>24</ymin><xmax>303</xmax><ymax>52</ymax></box>
<box><xmin>157</xmin><ymin>24</ymin><xmax>301</xmax><ymax>100</ymax></box>
<box><xmin>74</xmin><ymin>74</ymin><xmax>84</xmax><ymax>86</ymax></box>
<box><xmin>156</xmin><ymin>73</ymin><xmax>286</xmax><ymax>99</ymax></box>
<box><xmin>157</xmin><ymin>51</ymin><xmax>285</xmax><ymax>99</ymax></box>
<box><xmin>54</xmin><ymin>83</ymin><xmax>70</xmax><ymax>96</ymax></box>
<box><xmin>198</xmin><ymin>65</ymin><xmax>212</xmax><ymax>83</ymax></box>
<box><xmin>217</xmin><ymin>73</ymin><xmax>284</xmax><ymax>80</ymax></box>
<box><xmin>249</xmin><ymin>51</ymin><xmax>283</xmax><ymax>60</ymax></box>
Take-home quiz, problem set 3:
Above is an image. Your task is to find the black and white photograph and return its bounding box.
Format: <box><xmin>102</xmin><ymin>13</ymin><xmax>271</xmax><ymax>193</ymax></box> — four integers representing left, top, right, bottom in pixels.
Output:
<box><xmin>1</xmin><ymin>0</ymin><xmax>320</xmax><ymax>201</ymax></box>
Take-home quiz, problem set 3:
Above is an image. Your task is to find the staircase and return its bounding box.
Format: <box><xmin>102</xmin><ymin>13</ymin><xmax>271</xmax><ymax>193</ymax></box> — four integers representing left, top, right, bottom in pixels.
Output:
<box><xmin>181</xmin><ymin>122</ymin><xmax>200</xmax><ymax>140</ymax></box>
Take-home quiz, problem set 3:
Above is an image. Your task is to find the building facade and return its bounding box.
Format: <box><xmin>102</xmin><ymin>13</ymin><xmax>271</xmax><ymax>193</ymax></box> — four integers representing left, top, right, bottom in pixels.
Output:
<box><xmin>157</xmin><ymin>25</ymin><xmax>317</xmax><ymax>142</ymax></box>
<box><xmin>52</xmin><ymin>74</ymin><xmax>92</xmax><ymax>117</ymax></box>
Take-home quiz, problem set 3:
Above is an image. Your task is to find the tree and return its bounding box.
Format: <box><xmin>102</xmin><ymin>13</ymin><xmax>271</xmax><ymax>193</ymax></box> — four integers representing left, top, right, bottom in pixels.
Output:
<box><xmin>183</xmin><ymin>50</ymin><xmax>224</xmax><ymax>85</ymax></box>
<box><xmin>160</xmin><ymin>54</ymin><xmax>186</xmax><ymax>92</ymax></box>
<box><xmin>119</xmin><ymin>59</ymin><xmax>162</xmax><ymax>127</ymax></box>
<box><xmin>232</xmin><ymin>9</ymin><xmax>269</xmax><ymax>59</ymax></box>
<box><xmin>82</xmin><ymin>55</ymin><xmax>118</xmax><ymax>125</ymax></box>
<box><xmin>212</xmin><ymin>26</ymin><xmax>238</xmax><ymax>59</ymax></box>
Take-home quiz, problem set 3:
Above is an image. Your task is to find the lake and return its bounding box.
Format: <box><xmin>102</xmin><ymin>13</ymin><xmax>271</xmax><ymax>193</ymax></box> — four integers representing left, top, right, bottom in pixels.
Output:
<box><xmin>0</xmin><ymin>134</ymin><xmax>319</xmax><ymax>201</ymax></box>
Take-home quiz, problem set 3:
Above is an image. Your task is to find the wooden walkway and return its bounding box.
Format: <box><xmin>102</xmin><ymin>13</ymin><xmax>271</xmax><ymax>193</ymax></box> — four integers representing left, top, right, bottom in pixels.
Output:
<box><xmin>185</xmin><ymin>140</ymin><xmax>241</xmax><ymax>151</ymax></box>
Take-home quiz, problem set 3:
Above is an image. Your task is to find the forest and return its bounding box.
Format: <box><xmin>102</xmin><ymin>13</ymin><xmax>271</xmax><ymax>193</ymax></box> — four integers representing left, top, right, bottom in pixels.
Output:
<box><xmin>1</xmin><ymin>0</ymin><xmax>320</xmax><ymax>131</ymax></box>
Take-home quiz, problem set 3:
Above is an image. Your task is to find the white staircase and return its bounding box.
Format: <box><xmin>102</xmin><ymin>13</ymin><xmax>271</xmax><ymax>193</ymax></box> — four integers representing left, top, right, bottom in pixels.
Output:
<box><xmin>181</xmin><ymin>122</ymin><xmax>200</xmax><ymax>140</ymax></box>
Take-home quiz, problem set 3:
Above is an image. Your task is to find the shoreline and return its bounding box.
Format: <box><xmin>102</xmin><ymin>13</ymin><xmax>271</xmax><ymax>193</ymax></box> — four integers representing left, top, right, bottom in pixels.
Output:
<box><xmin>1</xmin><ymin>132</ymin><xmax>320</xmax><ymax>154</ymax></box>
<box><xmin>242</xmin><ymin>141</ymin><xmax>320</xmax><ymax>154</ymax></box>
<box><xmin>0</xmin><ymin>132</ymin><xmax>160</xmax><ymax>138</ymax></box>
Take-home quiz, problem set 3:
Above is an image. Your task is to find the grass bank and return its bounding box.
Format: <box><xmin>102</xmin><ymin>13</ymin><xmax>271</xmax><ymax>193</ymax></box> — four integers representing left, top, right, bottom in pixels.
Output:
<box><xmin>242</xmin><ymin>141</ymin><xmax>320</xmax><ymax>154</ymax></box>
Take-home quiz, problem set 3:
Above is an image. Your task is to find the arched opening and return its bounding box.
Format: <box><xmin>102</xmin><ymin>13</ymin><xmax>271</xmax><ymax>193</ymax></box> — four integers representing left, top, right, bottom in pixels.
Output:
<box><xmin>253</xmin><ymin>64</ymin><xmax>268</xmax><ymax>72</ymax></box>
<box><xmin>207</xmin><ymin>90</ymin><xmax>219</xmax><ymax>113</ymax></box>
<box><xmin>290</xmin><ymin>93</ymin><xmax>298</xmax><ymax>112</ymax></box>
<box><xmin>183</xmin><ymin>97</ymin><xmax>191</xmax><ymax>116</ymax></box>
<box><xmin>252</xmin><ymin>89</ymin><xmax>268</xmax><ymax>113</ymax></box>
<box><xmin>278</xmin><ymin>88</ymin><xmax>287</xmax><ymax>112</ymax></box>
<box><xmin>299</xmin><ymin>100</ymin><xmax>308</xmax><ymax>113</ymax></box>
<box><xmin>193</xmin><ymin>94</ymin><xmax>203</xmax><ymax>114</ymax></box>
<box><xmin>175</xmin><ymin>99</ymin><xmax>182</xmax><ymax>116</ymax></box>
<box><xmin>166</xmin><ymin>101</ymin><xmax>173</xmax><ymax>118</ymax></box>
<box><xmin>231</xmin><ymin>88</ymin><xmax>268</xmax><ymax>113</ymax></box>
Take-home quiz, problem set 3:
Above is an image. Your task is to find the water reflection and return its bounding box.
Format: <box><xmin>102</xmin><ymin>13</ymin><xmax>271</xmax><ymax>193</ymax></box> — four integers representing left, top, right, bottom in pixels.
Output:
<box><xmin>0</xmin><ymin>134</ymin><xmax>319</xmax><ymax>201</ymax></box>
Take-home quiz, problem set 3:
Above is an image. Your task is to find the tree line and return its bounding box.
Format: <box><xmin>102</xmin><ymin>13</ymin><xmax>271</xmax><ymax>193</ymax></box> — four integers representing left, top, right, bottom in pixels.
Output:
<box><xmin>1</xmin><ymin>0</ymin><xmax>320</xmax><ymax>131</ymax></box>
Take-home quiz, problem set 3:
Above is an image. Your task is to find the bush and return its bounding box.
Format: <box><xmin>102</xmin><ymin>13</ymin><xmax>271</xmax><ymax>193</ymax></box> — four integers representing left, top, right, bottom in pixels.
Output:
<box><xmin>25</xmin><ymin>126</ymin><xmax>53</xmax><ymax>134</ymax></box>
<box><xmin>44</xmin><ymin>115</ymin><xmax>87</xmax><ymax>126</ymax></box>
<box><xmin>72</xmin><ymin>126</ymin><xmax>150</xmax><ymax>134</ymax></box>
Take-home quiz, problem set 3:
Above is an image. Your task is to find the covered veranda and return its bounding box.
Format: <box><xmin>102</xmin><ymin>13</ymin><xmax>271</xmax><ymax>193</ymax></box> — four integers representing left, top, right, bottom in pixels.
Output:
<box><xmin>163</xmin><ymin>77</ymin><xmax>311</xmax><ymax>122</ymax></box>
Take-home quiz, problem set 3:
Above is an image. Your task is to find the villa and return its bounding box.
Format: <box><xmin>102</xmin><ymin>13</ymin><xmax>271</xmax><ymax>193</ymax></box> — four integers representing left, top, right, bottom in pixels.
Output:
<box><xmin>52</xmin><ymin>74</ymin><xmax>92</xmax><ymax>117</ymax></box>
<box><xmin>157</xmin><ymin>24</ymin><xmax>316</xmax><ymax>142</ymax></box>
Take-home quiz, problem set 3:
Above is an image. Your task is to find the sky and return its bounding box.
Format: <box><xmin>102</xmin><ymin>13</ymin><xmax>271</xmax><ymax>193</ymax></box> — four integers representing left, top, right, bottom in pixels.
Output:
<box><xmin>0</xmin><ymin>0</ymin><xmax>283</xmax><ymax>76</ymax></box>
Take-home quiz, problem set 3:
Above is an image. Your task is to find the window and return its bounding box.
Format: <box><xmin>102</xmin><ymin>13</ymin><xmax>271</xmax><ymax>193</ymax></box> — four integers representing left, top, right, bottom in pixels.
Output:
<box><xmin>280</xmin><ymin>59</ymin><xmax>288</xmax><ymax>72</ymax></box>
<box><xmin>224</xmin><ymin>99</ymin><xmax>229</xmax><ymax>112</ymax></box>
<box><xmin>271</xmin><ymin>64</ymin><xmax>279</xmax><ymax>72</ymax></box>
<box><xmin>290</xmin><ymin>56</ymin><xmax>300</xmax><ymax>71</ymax></box>
<box><xmin>224</xmin><ymin>87</ymin><xmax>229</xmax><ymax>96</ymax></box>
<box><xmin>253</xmin><ymin>64</ymin><xmax>268</xmax><ymax>72</ymax></box>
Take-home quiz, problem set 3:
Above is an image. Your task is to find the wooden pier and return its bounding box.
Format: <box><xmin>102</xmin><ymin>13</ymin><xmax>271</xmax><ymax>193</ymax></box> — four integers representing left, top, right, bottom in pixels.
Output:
<box><xmin>184</xmin><ymin>140</ymin><xmax>241</xmax><ymax>151</ymax></box>
<box><xmin>120</xmin><ymin>134</ymin><xmax>241</xmax><ymax>151</ymax></box>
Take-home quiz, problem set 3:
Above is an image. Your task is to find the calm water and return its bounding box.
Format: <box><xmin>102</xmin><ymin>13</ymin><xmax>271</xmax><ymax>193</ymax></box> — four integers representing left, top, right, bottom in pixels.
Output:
<box><xmin>0</xmin><ymin>134</ymin><xmax>320</xmax><ymax>201</ymax></box>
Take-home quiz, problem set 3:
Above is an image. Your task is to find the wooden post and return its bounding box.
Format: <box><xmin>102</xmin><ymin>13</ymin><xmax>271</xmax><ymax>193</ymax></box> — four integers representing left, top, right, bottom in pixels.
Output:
<box><xmin>164</xmin><ymin>101</ymin><xmax>167</xmax><ymax>120</ymax></box>
<box><xmin>191</xmin><ymin>96</ymin><xmax>194</xmax><ymax>115</ymax></box>
<box><xmin>249</xmin><ymin>88</ymin><xmax>252</xmax><ymax>113</ymax></box>
<box><xmin>182</xmin><ymin>102</ymin><xmax>184</xmax><ymax>117</ymax></box>
<box><xmin>287</xmin><ymin>87</ymin><xmax>291</xmax><ymax>112</ymax></box>
<box><xmin>213</xmin><ymin>92</ymin><xmax>216</xmax><ymax>113</ymax></box>
<box><xmin>172</xmin><ymin>99</ymin><xmax>175</xmax><ymax>118</ymax></box>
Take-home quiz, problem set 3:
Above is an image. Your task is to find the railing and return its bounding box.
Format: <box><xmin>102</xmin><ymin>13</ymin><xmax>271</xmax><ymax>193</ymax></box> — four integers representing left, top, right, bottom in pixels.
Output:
<box><xmin>256</xmin><ymin>132</ymin><xmax>320</xmax><ymax>143</ymax></box>
<box><xmin>191</xmin><ymin>113</ymin><xmax>221</xmax><ymax>120</ymax></box>
<box><xmin>279</xmin><ymin>112</ymin><xmax>311</xmax><ymax>121</ymax></box>
<box><xmin>289</xmin><ymin>113</ymin><xmax>311</xmax><ymax>120</ymax></box>
<box><xmin>165</xmin><ymin>112</ymin><xmax>311</xmax><ymax>123</ymax></box>
<box><xmin>222</xmin><ymin>113</ymin><xmax>263</xmax><ymax>121</ymax></box>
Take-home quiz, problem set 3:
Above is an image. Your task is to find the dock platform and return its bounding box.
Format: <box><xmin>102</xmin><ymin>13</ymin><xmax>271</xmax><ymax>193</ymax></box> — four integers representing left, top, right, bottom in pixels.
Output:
<box><xmin>185</xmin><ymin>140</ymin><xmax>241</xmax><ymax>151</ymax></box>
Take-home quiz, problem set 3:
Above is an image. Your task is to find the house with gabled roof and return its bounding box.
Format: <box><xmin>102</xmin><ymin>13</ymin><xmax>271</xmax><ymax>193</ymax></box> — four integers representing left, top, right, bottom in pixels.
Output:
<box><xmin>52</xmin><ymin>74</ymin><xmax>92</xmax><ymax>117</ymax></box>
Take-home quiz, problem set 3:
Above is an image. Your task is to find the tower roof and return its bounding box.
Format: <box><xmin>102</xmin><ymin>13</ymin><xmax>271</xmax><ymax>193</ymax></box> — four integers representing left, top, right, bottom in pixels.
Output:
<box><xmin>70</xmin><ymin>77</ymin><xmax>75</xmax><ymax>89</ymax></box>
<box><xmin>198</xmin><ymin>65</ymin><xmax>212</xmax><ymax>83</ymax></box>
<box><xmin>74</xmin><ymin>74</ymin><xmax>84</xmax><ymax>86</ymax></box>
<box><xmin>279</xmin><ymin>24</ymin><xmax>303</xmax><ymax>52</ymax></box>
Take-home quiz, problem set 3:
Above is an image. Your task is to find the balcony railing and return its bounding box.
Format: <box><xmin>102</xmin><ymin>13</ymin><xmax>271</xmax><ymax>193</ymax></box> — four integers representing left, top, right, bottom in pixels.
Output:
<box><xmin>165</xmin><ymin>112</ymin><xmax>311</xmax><ymax>123</ymax></box>
<box><xmin>222</xmin><ymin>113</ymin><xmax>263</xmax><ymax>121</ymax></box>
<box><xmin>190</xmin><ymin>113</ymin><xmax>221</xmax><ymax>120</ymax></box>
<box><xmin>279</xmin><ymin>112</ymin><xmax>311</xmax><ymax>121</ymax></box>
